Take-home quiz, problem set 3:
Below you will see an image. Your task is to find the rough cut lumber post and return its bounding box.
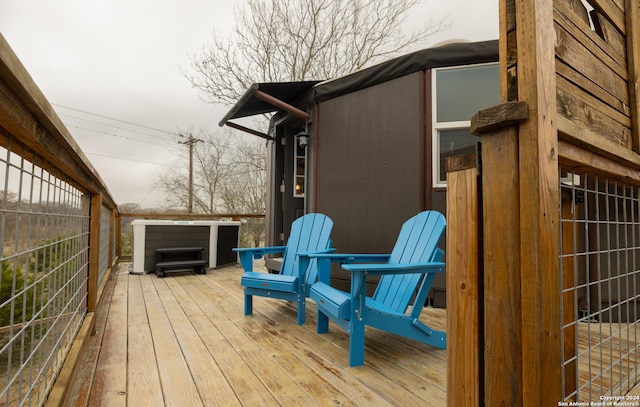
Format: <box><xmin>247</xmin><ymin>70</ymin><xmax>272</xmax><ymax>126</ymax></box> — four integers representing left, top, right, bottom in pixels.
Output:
<box><xmin>626</xmin><ymin>0</ymin><xmax>640</xmax><ymax>153</ymax></box>
<box><xmin>473</xmin><ymin>102</ymin><xmax>526</xmax><ymax>406</ymax></box>
<box><xmin>512</xmin><ymin>0</ymin><xmax>562</xmax><ymax>404</ymax></box>
<box><xmin>88</xmin><ymin>193</ymin><xmax>102</xmax><ymax>320</ymax></box>
<box><xmin>446</xmin><ymin>154</ymin><xmax>481</xmax><ymax>407</ymax></box>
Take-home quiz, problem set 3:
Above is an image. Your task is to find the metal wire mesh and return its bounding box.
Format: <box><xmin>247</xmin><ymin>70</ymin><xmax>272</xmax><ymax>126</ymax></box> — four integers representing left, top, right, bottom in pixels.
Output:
<box><xmin>560</xmin><ymin>168</ymin><xmax>640</xmax><ymax>401</ymax></box>
<box><xmin>0</xmin><ymin>132</ymin><xmax>90</xmax><ymax>406</ymax></box>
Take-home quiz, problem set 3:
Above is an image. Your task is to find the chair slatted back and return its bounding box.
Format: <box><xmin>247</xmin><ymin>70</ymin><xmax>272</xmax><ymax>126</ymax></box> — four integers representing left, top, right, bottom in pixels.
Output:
<box><xmin>280</xmin><ymin>213</ymin><xmax>334</xmax><ymax>279</ymax></box>
<box><xmin>372</xmin><ymin>211</ymin><xmax>446</xmax><ymax>312</ymax></box>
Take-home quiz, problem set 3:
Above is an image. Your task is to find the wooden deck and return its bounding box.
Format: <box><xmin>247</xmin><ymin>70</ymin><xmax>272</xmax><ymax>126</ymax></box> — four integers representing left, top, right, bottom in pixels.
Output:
<box><xmin>63</xmin><ymin>263</ymin><xmax>448</xmax><ymax>406</ymax></box>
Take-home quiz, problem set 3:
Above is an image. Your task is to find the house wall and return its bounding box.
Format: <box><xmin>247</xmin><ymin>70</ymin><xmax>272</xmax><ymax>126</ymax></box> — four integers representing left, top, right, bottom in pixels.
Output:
<box><xmin>314</xmin><ymin>72</ymin><xmax>434</xmax><ymax>294</ymax></box>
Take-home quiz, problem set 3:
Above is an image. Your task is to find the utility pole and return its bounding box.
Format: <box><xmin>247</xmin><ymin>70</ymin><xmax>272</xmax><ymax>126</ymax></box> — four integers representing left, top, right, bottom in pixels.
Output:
<box><xmin>179</xmin><ymin>134</ymin><xmax>203</xmax><ymax>213</ymax></box>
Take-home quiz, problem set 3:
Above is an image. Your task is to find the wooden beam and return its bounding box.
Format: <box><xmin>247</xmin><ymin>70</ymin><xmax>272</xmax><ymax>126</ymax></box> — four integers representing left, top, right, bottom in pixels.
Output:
<box><xmin>224</xmin><ymin>121</ymin><xmax>273</xmax><ymax>141</ymax></box>
<box><xmin>446</xmin><ymin>164</ymin><xmax>481</xmax><ymax>407</ymax></box>
<box><xmin>471</xmin><ymin>101</ymin><xmax>528</xmax><ymax>135</ymax></box>
<box><xmin>558</xmin><ymin>140</ymin><xmax>640</xmax><ymax>185</ymax></box>
<box><xmin>513</xmin><ymin>0</ymin><xmax>562</xmax><ymax>405</ymax></box>
<box><xmin>445</xmin><ymin>152</ymin><xmax>477</xmax><ymax>173</ymax></box>
<box><xmin>254</xmin><ymin>89</ymin><xmax>310</xmax><ymax>120</ymax></box>
<box><xmin>118</xmin><ymin>212</ymin><xmax>264</xmax><ymax>219</ymax></box>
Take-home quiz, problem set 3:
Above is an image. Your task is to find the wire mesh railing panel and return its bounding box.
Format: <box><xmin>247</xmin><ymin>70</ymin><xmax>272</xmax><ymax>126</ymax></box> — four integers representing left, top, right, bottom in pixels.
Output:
<box><xmin>560</xmin><ymin>168</ymin><xmax>640</xmax><ymax>402</ymax></box>
<box><xmin>0</xmin><ymin>133</ymin><xmax>90</xmax><ymax>406</ymax></box>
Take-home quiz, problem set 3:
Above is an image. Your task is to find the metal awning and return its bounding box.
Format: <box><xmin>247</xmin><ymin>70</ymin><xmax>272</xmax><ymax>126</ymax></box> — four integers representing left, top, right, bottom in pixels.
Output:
<box><xmin>219</xmin><ymin>81</ymin><xmax>320</xmax><ymax>140</ymax></box>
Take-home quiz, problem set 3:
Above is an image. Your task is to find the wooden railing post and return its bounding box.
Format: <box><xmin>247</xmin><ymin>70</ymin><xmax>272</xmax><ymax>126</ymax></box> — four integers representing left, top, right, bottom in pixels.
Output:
<box><xmin>446</xmin><ymin>153</ymin><xmax>481</xmax><ymax>406</ymax></box>
<box><xmin>109</xmin><ymin>208</ymin><xmax>116</xmax><ymax>265</ymax></box>
<box><xmin>88</xmin><ymin>193</ymin><xmax>102</xmax><ymax>318</ymax></box>
<box><xmin>471</xmin><ymin>101</ymin><xmax>527</xmax><ymax>406</ymax></box>
<box><xmin>510</xmin><ymin>0</ymin><xmax>562</xmax><ymax>403</ymax></box>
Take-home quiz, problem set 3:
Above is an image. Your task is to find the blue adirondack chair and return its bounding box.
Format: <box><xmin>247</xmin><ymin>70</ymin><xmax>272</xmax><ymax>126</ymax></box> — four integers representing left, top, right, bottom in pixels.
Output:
<box><xmin>234</xmin><ymin>213</ymin><xmax>334</xmax><ymax>325</ymax></box>
<box><xmin>308</xmin><ymin>210</ymin><xmax>446</xmax><ymax>366</ymax></box>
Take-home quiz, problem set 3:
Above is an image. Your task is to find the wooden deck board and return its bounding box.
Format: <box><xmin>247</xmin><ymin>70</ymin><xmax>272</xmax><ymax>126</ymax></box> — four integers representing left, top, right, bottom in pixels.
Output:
<box><xmin>63</xmin><ymin>263</ymin><xmax>450</xmax><ymax>406</ymax></box>
<box><xmin>141</xmin><ymin>276</ymin><xmax>204</xmax><ymax>407</ymax></box>
<box><xmin>126</xmin><ymin>275</ymin><xmax>164</xmax><ymax>407</ymax></box>
<box><xmin>57</xmin><ymin>267</ymin><xmax>640</xmax><ymax>407</ymax></box>
<box><xmin>63</xmin><ymin>267</ymin><xmax>118</xmax><ymax>407</ymax></box>
<box><xmin>154</xmin><ymin>278</ymin><xmax>241</xmax><ymax>407</ymax></box>
<box><xmin>89</xmin><ymin>271</ymin><xmax>128</xmax><ymax>407</ymax></box>
<box><xmin>60</xmin><ymin>262</ymin><xmax>640</xmax><ymax>405</ymax></box>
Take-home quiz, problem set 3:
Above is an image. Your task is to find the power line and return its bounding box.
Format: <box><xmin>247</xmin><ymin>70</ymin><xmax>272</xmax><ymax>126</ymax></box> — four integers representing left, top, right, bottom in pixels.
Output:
<box><xmin>52</xmin><ymin>103</ymin><xmax>178</xmax><ymax>136</ymax></box>
<box><xmin>85</xmin><ymin>152</ymin><xmax>180</xmax><ymax>167</ymax></box>
<box><xmin>60</xmin><ymin>113</ymin><xmax>175</xmax><ymax>142</ymax></box>
<box><xmin>66</xmin><ymin>125</ymin><xmax>172</xmax><ymax>147</ymax></box>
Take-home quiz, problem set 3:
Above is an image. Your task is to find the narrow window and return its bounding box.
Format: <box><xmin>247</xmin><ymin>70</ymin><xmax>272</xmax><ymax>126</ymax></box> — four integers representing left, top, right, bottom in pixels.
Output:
<box><xmin>294</xmin><ymin>135</ymin><xmax>306</xmax><ymax>197</ymax></box>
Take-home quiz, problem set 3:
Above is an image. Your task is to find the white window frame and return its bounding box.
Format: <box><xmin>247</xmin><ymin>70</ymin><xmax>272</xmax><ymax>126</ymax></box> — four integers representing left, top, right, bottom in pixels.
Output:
<box><xmin>432</xmin><ymin>121</ymin><xmax>471</xmax><ymax>188</ymax></box>
<box><xmin>431</xmin><ymin>62</ymin><xmax>498</xmax><ymax>188</ymax></box>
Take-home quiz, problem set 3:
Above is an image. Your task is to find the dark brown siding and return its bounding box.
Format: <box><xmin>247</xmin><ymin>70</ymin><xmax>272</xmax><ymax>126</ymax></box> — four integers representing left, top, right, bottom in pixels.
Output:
<box><xmin>316</xmin><ymin>72</ymin><xmax>428</xmax><ymax>292</ymax></box>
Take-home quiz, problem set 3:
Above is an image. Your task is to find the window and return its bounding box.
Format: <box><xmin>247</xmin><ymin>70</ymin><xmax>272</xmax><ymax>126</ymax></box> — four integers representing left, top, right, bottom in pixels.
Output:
<box><xmin>294</xmin><ymin>136</ymin><xmax>306</xmax><ymax>197</ymax></box>
<box><xmin>432</xmin><ymin>62</ymin><xmax>499</xmax><ymax>186</ymax></box>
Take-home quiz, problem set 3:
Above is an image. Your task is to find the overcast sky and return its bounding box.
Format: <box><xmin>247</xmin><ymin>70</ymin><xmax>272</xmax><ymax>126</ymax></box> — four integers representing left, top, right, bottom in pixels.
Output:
<box><xmin>0</xmin><ymin>0</ymin><xmax>497</xmax><ymax>209</ymax></box>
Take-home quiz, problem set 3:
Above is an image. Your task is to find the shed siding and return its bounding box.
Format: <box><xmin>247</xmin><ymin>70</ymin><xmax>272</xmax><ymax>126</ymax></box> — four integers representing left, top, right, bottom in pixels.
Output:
<box><xmin>144</xmin><ymin>225</ymin><xmax>210</xmax><ymax>272</ymax></box>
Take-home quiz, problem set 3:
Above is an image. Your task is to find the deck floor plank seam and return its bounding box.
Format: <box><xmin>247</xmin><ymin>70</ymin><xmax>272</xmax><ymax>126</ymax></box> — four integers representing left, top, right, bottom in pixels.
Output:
<box><xmin>196</xmin><ymin>269</ymin><xmax>445</xmax><ymax>406</ymax></box>
<box><xmin>63</xmin><ymin>269</ymin><xmax>119</xmax><ymax>407</ymax></box>
<box><xmin>89</xmin><ymin>271</ymin><xmax>129</xmax><ymax>407</ymax></box>
<box><xmin>155</xmin><ymin>276</ymin><xmax>247</xmax><ymax>406</ymax></box>
<box><xmin>126</xmin><ymin>275</ymin><xmax>164</xmax><ymax>407</ymax></box>
<box><xmin>179</xmin><ymin>275</ymin><xmax>282</xmax><ymax>406</ymax></box>
<box><xmin>64</xmin><ymin>264</ymin><xmax>449</xmax><ymax>406</ymax></box>
<box><xmin>140</xmin><ymin>275</ymin><xmax>204</xmax><ymax>406</ymax></box>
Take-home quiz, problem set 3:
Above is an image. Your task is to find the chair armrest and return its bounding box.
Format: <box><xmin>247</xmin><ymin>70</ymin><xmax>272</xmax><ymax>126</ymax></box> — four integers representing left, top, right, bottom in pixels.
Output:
<box><xmin>305</xmin><ymin>253</ymin><xmax>391</xmax><ymax>263</ymax></box>
<box><xmin>303</xmin><ymin>253</ymin><xmax>391</xmax><ymax>284</ymax></box>
<box><xmin>233</xmin><ymin>246</ymin><xmax>287</xmax><ymax>271</ymax></box>
<box><xmin>297</xmin><ymin>248</ymin><xmax>337</xmax><ymax>257</ymax></box>
<box><xmin>341</xmin><ymin>261</ymin><xmax>445</xmax><ymax>276</ymax></box>
<box><xmin>296</xmin><ymin>248</ymin><xmax>336</xmax><ymax>280</ymax></box>
<box><xmin>233</xmin><ymin>246</ymin><xmax>287</xmax><ymax>256</ymax></box>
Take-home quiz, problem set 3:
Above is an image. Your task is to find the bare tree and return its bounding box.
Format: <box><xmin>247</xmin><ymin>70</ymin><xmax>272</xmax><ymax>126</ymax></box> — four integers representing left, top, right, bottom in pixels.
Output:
<box><xmin>191</xmin><ymin>134</ymin><xmax>233</xmax><ymax>213</ymax></box>
<box><xmin>154</xmin><ymin>165</ymin><xmax>191</xmax><ymax>211</ymax></box>
<box><xmin>221</xmin><ymin>139</ymin><xmax>268</xmax><ymax>246</ymax></box>
<box><xmin>186</xmin><ymin>0</ymin><xmax>449</xmax><ymax>104</ymax></box>
<box><xmin>221</xmin><ymin>141</ymin><xmax>266</xmax><ymax>213</ymax></box>
<box><xmin>155</xmin><ymin>130</ymin><xmax>233</xmax><ymax>213</ymax></box>
<box><xmin>154</xmin><ymin>130</ymin><xmax>267</xmax><ymax>216</ymax></box>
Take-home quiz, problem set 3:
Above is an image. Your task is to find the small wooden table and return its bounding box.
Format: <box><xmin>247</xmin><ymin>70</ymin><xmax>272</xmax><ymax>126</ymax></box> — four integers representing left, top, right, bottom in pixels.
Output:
<box><xmin>155</xmin><ymin>247</ymin><xmax>207</xmax><ymax>277</ymax></box>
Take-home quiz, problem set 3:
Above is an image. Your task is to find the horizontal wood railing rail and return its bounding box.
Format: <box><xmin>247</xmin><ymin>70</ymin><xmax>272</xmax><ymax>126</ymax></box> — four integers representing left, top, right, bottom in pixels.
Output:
<box><xmin>119</xmin><ymin>212</ymin><xmax>265</xmax><ymax>220</ymax></box>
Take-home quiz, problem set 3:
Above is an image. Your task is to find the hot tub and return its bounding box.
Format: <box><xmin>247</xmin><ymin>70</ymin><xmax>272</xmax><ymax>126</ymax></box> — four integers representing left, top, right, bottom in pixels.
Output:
<box><xmin>131</xmin><ymin>220</ymin><xmax>241</xmax><ymax>274</ymax></box>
